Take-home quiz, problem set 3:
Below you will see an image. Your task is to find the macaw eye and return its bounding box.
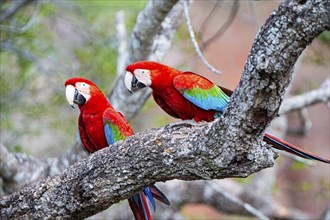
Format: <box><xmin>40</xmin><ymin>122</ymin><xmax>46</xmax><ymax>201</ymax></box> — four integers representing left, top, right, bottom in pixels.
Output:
<box><xmin>82</xmin><ymin>83</ymin><xmax>86</xmax><ymax>87</ymax></box>
<box><xmin>141</xmin><ymin>70</ymin><xmax>145</xmax><ymax>74</ymax></box>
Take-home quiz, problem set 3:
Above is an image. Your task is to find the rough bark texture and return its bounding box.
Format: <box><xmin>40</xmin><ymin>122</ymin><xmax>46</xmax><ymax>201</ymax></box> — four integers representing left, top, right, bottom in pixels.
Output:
<box><xmin>222</xmin><ymin>0</ymin><xmax>329</xmax><ymax>144</ymax></box>
<box><xmin>0</xmin><ymin>121</ymin><xmax>275</xmax><ymax>219</ymax></box>
<box><xmin>0</xmin><ymin>0</ymin><xmax>329</xmax><ymax>219</ymax></box>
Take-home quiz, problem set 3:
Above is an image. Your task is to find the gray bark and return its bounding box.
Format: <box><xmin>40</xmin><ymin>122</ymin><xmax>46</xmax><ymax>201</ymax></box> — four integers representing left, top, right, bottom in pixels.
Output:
<box><xmin>0</xmin><ymin>120</ymin><xmax>275</xmax><ymax>219</ymax></box>
<box><xmin>0</xmin><ymin>0</ymin><xmax>329</xmax><ymax>219</ymax></box>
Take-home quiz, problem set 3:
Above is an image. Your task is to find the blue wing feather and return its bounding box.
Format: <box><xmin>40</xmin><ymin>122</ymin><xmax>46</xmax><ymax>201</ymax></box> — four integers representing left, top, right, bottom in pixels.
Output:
<box><xmin>104</xmin><ymin>123</ymin><xmax>115</xmax><ymax>145</ymax></box>
<box><xmin>173</xmin><ymin>73</ymin><xmax>230</xmax><ymax>113</ymax></box>
<box><xmin>182</xmin><ymin>92</ymin><xmax>229</xmax><ymax>112</ymax></box>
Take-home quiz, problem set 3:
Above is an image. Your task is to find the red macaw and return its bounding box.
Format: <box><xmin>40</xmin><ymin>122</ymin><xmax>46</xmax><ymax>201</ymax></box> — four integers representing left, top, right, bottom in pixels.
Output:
<box><xmin>65</xmin><ymin>77</ymin><xmax>170</xmax><ymax>220</ymax></box>
<box><xmin>124</xmin><ymin>61</ymin><xmax>330</xmax><ymax>164</ymax></box>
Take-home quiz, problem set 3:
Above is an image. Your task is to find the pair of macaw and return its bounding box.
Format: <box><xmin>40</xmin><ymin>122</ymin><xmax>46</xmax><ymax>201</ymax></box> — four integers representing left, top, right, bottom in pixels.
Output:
<box><xmin>65</xmin><ymin>61</ymin><xmax>329</xmax><ymax>220</ymax></box>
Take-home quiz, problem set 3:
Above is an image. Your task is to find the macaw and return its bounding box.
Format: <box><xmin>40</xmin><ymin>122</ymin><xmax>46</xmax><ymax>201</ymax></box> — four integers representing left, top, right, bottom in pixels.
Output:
<box><xmin>65</xmin><ymin>77</ymin><xmax>170</xmax><ymax>220</ymax></box>
<box><xmin>124</xmin><ymin>61</ymin><xmax>330</xmax><ymax>164</ymax></box>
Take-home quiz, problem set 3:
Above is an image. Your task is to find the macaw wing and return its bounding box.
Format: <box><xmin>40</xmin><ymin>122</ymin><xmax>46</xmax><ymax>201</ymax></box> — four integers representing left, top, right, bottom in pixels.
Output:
<box><xmin>152</xmin><ymin>91</ymin><xmax>180</xmax><ymax>118</ymax></box>
<box><xmin>173</xmin><ymin>72</ymin><xmax>230</xmax><ymax>112</ymax></box>
<box><xmin>103</xmin><ymin>108</ymin><xmax>133</xmax><ymax>145</ymax></box>
<box><xmin>78</xmin><ymin>115</ymin><xmax>97</xmax><ymax>153</ymax></box>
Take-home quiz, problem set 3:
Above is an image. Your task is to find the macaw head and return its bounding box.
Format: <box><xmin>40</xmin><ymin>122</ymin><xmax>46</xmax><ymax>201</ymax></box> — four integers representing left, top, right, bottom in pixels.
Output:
<box><xmin>65</xmin><ymin>77</ymin><xmax>106</xmax><ymax>109</ymax></box>
<box><xmin>125</xmin><ymin>61</ymin><xmax>179</xmax><ymax>92</ymax></box>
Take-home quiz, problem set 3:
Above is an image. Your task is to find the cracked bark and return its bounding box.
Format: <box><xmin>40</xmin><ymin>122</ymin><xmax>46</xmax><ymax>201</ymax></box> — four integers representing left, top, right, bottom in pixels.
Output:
<box><xmin>1</xmin><ymin>121</ymin><xmax>275</xmax><ymax>219</ymax></box>
<box><xmin>0</xmin><ymin>0</ymin><xmax>329</xmax><ymax>219</ymax></box>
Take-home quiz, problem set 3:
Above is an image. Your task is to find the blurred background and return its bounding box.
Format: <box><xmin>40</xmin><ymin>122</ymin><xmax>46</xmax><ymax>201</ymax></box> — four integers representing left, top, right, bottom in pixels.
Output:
<box><xmin>1</xmin><ymin>0</ymin><xmax>329</xmax><ymax>219</ymax></box>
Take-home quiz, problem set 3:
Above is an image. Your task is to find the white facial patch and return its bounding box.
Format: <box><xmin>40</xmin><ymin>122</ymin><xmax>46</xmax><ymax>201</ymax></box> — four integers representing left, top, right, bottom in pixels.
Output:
<box><xmin>134</xmin><ymin>69</ymin><xmax>151</xmax><ymax>87</ymax></box>
<box><xmin>75</xmin><ymin>82</ymin><xmax>91</xmax><ymax>102</ymax></box>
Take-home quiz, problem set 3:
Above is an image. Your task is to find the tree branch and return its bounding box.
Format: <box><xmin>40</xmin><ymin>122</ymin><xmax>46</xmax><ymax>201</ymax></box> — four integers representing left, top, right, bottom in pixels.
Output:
<box><xmin>183</xmin><ymin>0</ymin><xmax>222</xmax><ymax>75</ymax></box>
<box><xmin>0</xmin><ymin>120</ymin><xmax>276</xmax><ymax>219</ymax></box>
<box><xmin>279</xmin><ymin>78</ymin><xmax>330</xmax><ymax>115</ymax></box>
<box><xmin>223</xmin><ymin>0</ymin><xmax>329</xmax><ymax>143</ymax></box>
<box><xmin>0</xmin><ymin>0</ymin><xmax>36</xmax><ymax>23</ymax></box>
<box><xmin>201</xmin><ymin>0</ymin><xmax>239</xmax><ymax>51</ymax></box>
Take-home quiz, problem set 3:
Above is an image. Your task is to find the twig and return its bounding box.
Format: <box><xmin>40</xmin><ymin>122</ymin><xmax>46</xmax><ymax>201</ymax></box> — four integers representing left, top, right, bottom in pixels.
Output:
<box><xmin>0</xmin><ymin>0</ymin><xmax>40</xmax><ymax>33</ymax></box>
<box><xmin>202</xmin><ymin>0</ymin><xmax>239</xmax><ymax>51</ymax></box>
<box><xmin>0</xmin><ymin>0</ymin><xmax>36</xmax><ymax>23</ymax></box>
<box><xmin>183</xmin><ymin>0</ymin><xmax>221</xmax><ymax>75</ymax></box>
<box><xmin>0</xmin><ymin>41</ymin><xmax>37</xmax><ymax>62</ymax></box>
<box><xmin>198</xmin><ymin>0</ymin><xmax>222</xmax><ymax>35</ymax></box>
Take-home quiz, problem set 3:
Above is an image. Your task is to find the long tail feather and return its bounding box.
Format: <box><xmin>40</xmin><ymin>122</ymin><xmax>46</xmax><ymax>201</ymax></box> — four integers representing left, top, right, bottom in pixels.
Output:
<box><xmin>264</xmin><ymin>133</ymin><xmax>330</xmax><ymax>164</ymax></box>
<box><xmin>128</xmin><ymin>191</ymin><xmax>152</xmax><ymax>220</ymax></box>
<box><xmin>216</xmin><ymin>84</ymin><xmax>329</xmax><ymax>164</ymax></box>
<box><xmin>149</xmin><ymin>185</ymin><xmax>170</xmax><ymax>206</ymax></box>
<box><xmin>143</xmin><ymin>187</ymin><xmax>156</xmax><ymax>211</ymax></box>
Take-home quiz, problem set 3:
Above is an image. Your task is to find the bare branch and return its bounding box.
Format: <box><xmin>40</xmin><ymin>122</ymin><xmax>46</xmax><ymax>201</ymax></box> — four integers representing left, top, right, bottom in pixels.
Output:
<box><xmin>202</xmin><ymin>0</ymin><xmax>240</xmax><ymax>51</ymax></box>
<box><xmin>0</xmin><ymin>41</ymin><xmax>38</xmax><ymax>62</ymax></box>
<box><xmin>0</xmin><ymin>135</ymin><xmax>87</xmax><ymax>195</ymax></box>
<box><xmin>127</xmin><ymin>0</ymin><xmax>180</xmax><ymax>63</ymax></box>
<box><xmin>198</xmin><ymin>1</ymin><xmax>223</xmax><ymax>35</ymax></box>
<box><xmin>279</xmin><ymin>78</ymin><xmax>330</xmax><ymax>115</ymax></box>
<box><xmin>205</xmin><ymin>181</ymin><xmax>269</xmax><ymax>220</ymax></box>
<box><xmin>0</xmin><ymin>120</ymin><xmax>276</xmax><ymax>219</ymax></box>
<box><xmin>183</xmin><ymin>0</ymin><xmax>222</xmax><ymax>75</ymax></box>
<box><xmin>223</xmin><ymin>0</ymin><xmax>329</xmax><ymax>141</ymax></box>
<box><xmin>0</xmin><ymin>143</ymin><xmax>50</xmax><ymax>194</ymax></box>
<box><xmin>0</xmin><ymin>0</ymin><xmax>40</xmax><ymax>33</ymax></box>
<box><xmin>0</xmin><ymin>0</ymin><xmax>36</xmax><ymax>23</ymax></box>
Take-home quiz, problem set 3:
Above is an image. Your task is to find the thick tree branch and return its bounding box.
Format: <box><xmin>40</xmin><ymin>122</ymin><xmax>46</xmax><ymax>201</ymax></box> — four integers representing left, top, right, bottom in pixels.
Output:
<box><xmin>0</xmin><ymin>120</ymin><xmax>275</xmax><ymax>219</ymax></box>
<box><xmin>223</xmin><ymin>0</ymin><xmax>329</xmax><ymax>143</ymax></box>
<box><xmin>127</xmin><ymin>0</ymin><xmax>179</xmax><ymax>63</ymax></box>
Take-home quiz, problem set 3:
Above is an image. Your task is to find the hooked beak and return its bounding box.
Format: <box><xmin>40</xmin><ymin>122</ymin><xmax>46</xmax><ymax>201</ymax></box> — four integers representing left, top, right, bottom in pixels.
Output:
<box><xmin>65</xmin><ymin>85</ymin><xmax>86</xmax><ymax>108</ymax></box>
<box><xmin>124</xmin><ymin>71</ymin><xmax>133</xmax><ymax>93</ymax></box>
<box><xmin>124</xmin><ymin>71</ymin><xmax>146</xmax><ymax>93</ymax></box>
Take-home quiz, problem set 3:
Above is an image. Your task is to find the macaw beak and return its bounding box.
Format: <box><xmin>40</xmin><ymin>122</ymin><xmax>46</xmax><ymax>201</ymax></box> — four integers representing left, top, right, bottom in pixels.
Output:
<box><xmin>124</xmin><ymin>71</ymin><xmax>146</xmax><ymax>93</ymax></box>
<box><xmin>124</xmin><ymin>71</ymin><xmax>133</xmax><ymax>93</ymax></box>
<box><xmin>65</xmin><ymin>85</ymin><xmax>86</xmax><ymax>108</ymax></box>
